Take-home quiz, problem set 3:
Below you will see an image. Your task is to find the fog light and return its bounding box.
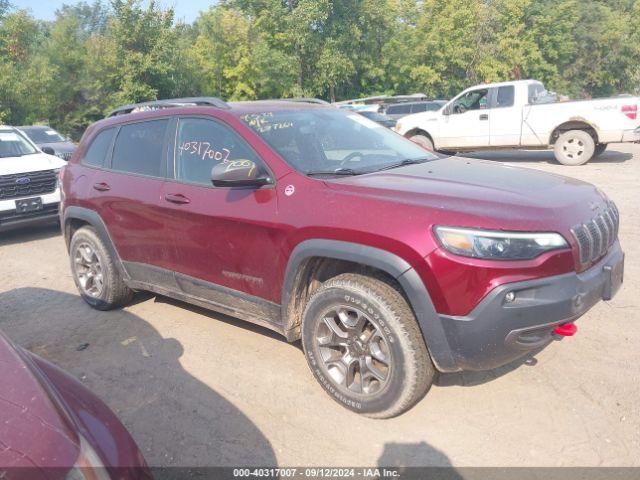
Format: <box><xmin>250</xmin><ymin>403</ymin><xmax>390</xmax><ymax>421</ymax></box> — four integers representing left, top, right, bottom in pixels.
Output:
<box><xmin>505</xmin><ymin>292</ymin><xmax>516</xmax><ymax>303</ymax></box>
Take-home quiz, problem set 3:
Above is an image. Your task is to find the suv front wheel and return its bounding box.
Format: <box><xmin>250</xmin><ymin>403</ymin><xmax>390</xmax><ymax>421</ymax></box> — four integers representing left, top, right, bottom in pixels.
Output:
<box><xmin>69</xmin><ymin>226</ymin><xmax>134</xmax><ymax>310</ymax></box>
<box><xmin>301</xmin><ymin>273</ymin><xmax>434</xmax><ymax>418</ymax></box>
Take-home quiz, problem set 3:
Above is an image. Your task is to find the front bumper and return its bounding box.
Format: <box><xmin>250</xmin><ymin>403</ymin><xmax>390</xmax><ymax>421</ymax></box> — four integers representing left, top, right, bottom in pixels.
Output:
<box><xmin>438</xmin><ymin>241</ymin><xmax>624</xmax><ymax>371</ymax></box>
<box><xmin>621</xmin><ymin>126</ymin><xmax>640</xmax><ymax>143</ymax></box>
<box><xmin>0</xmin><ymin>190</ymin><xmax>60</xmax><ymax>232</ymax></box>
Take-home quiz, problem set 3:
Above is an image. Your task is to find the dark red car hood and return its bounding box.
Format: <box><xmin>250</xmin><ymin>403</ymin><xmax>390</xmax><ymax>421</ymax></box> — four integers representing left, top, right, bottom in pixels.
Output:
<box><xmin>0</xmin><ymin>332</ymin><xmax>79</xmax><ymax>470</ymax></box>
<box><xmin>325</xmin><ymin>156</ymin><xmax>608</xmax><ymax>232</ymax></box>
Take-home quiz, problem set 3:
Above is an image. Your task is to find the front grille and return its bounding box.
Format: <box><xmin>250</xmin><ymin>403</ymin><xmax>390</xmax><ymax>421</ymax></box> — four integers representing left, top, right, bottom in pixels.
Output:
<box><xmin>0</xmin><ymin>169</ymin><xmax>57</xmax><ymax>200</ymax></box>
<box><xmin>57</xmin><ymin>152</ymin><xmax>73</xmax><ymax>161</ymax></box>
<box><xmin>571</xmin><ymin>202</ymin><xmax>619</xmax><ymax>265</ymax></box>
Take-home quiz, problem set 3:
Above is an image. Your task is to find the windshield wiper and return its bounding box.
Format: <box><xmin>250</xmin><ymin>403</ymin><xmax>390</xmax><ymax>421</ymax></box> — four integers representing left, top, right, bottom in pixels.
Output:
<box><xmin>307</xmin><ymin>168</ymin><xmax>360</xmax><ymax>177</ymax></box>
<box><xmin>371</xmin><ymin>157</ymin><xmax>432</xmax><ymax>172</ymax></box>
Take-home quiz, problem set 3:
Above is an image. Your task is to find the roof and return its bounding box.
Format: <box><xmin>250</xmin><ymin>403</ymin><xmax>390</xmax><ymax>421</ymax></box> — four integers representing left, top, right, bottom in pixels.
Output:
<box><xmin>335</xmin><ymin>93</ymin><xmax>428</xmax><ymax>105</ymax></box>
<box><xmin>227</xmin><ymin>100</ymin><xmax>330</xmax><ymax>115</ymax></box>
<box><xmin>387</xmin><ymin>100</ymin><xmax>447</xmax><ymax>108</ymax></box>
<box><xmin>105</xmin><ymin>97</ymin><xmax>331</xmax><ymax>120</ymax></box>
<box><xmin>17</xmin><ymin>125</ymin><xmax>53</xmax><ymax>131</ymax></box>
<box><xmin>465</xmin><ymin>79</ymin><xmax>542</xmax><ymax>91</ymax></box>
<box><xmin>107</xmin><ymin>97</ymin><xmax>230</xmax><ymax>117</ymax></box>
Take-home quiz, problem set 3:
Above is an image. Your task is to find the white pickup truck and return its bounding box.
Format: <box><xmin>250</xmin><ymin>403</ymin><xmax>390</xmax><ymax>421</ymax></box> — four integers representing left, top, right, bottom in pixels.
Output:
<box><xmin>395</xmin><ymin>79</ymin><xmax>640</xmax><ymax>165</ymax></box>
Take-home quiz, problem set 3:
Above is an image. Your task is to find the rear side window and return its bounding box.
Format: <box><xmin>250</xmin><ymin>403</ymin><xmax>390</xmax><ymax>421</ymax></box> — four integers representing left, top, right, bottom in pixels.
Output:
<box><xmin>82</xmin><ymin>128</ymin><xmax>115</xmax><ymax>167</ymax></box>
<box><xmin>174</xmin><ymin>117</ymin><xmax>262</xmax><ymax>186</ymax></box>
<box><xmin>426</xmin><ymin>102</ymin><xmax>445</xmax><ymax>111</ymax></box>
<box><xmin>111</xmin><ymin>119</ymin><xmax>168</xmax><ymax>177</ymax></box>
<box><xmin>528</xmin><ymin>83</ymin><xmax>545</xmax><ymax>103</ymax></box>
<box><xmin>388</xmin><ymin>104</ymin><xmax>410</xmax><ymax>114</ymax></box>
<box><xmin>495</xmin><ymin>86</ymin><xmax>515</xmax><ymax>108</ymax></box>
<box><xmin>411</xmin><ymin>103</ymin><xmax>427</xmax><ymax>113</ymax></box>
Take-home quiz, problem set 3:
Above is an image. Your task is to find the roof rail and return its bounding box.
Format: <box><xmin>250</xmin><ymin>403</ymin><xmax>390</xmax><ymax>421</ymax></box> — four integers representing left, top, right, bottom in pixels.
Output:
<box><xmin>281</xmin><ymin>97</ymin><xmax>330</xmax><ymax>105</ymax></box>
<box><xmin>107</xmin><ymin>97</ymin><xmax>230</xmax><ymax>117</ymax></box>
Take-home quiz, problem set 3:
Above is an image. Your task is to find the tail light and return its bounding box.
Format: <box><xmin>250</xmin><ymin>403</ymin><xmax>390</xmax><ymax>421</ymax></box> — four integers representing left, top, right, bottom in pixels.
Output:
<box><xmin>622</xmin><ymin>105</ymin><xmax>637</xmax><ymax>120</ymax></box>
<box><xmin>553</xmin><ymin>323</ymin><xmax>577</xmax><ymax>337</ymax></box>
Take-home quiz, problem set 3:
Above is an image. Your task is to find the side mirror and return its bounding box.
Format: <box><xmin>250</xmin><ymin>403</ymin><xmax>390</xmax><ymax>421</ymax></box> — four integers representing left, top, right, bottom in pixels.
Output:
<box><xmin>442</xmin><ymin>106</ymin><xmax>451</xmax><ymax>116</ymax></box>
<box><xmin>41</xmin><ymin>146</ymin><xmax>56</xmax><ymax>156</ymax></box>
<box><xmin>211</xmin><ymin>160</ymin><xmax>271</xmax><ymax>188</ymax></box>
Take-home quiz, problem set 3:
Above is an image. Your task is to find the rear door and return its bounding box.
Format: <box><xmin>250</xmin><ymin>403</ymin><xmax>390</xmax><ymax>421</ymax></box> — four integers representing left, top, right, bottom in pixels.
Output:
<box><xmin>88</xmin><ymin>118</ymin><xmax>176</xmax><ymax>274</ymax></box>
<box><xmin>438</xmin><ymin>88</ymin><xmax>491</xmax><ymax>149</ymax></box>
<box><xmin>160</xmin><ymin>116</ymin><xmax>283</xmax><ymax>304</ymax></box>
<box><xmin>488</xmin><ymin>85</ymin><xmax>522</xmax><ymax>146</ymax></box>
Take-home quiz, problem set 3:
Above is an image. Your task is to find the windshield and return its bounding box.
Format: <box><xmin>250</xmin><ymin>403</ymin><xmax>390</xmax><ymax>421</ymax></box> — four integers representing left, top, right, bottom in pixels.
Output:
<box><xmin>242</xmin><ymin>109</ymin><xmax>436</xmax><ymax>175</ymax></box>
<box><xmin>0</xmin><ymin>130</ymin><xmax>39</xmax><ymax>158</ymax></box>
<box><xmin>21</xmin><ymin>127</ymin><xmax>66</xmax><ymax>143</ymax></box>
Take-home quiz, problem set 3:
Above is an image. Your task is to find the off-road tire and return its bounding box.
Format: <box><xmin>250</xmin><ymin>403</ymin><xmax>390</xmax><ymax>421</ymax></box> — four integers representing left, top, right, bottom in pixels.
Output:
<box><xmin>553</xmin><ymin>130</ymin><xmax>595</xmax><ymax>166</ymax></box>
<box><xmin>69</xmin><ymin>226</ymin><xmax>133</xmax><ymax>310</ymax></box>
<box><xmin>409</xmin><ymin>133</ymin><xmax>435</xmax><ymax>151</ymax></box>
<box><xmin>301</xmin><ymin>273</ymin><xmax>434</xmax><ymax>418</ymax></box>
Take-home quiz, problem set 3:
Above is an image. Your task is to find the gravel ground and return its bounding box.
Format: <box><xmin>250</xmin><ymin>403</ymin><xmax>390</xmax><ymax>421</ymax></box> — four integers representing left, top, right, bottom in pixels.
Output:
<box><xmin>0</xmin><ymin>143</ymin><xmax>638</xmax><ymax>468</ymax></box>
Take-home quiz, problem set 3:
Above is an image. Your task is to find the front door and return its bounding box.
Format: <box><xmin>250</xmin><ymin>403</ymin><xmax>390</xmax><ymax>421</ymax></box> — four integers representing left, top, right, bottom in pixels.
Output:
<box><xmin>160</xmin><ymin>116</ymin><xmax>284</xmax><ymax>305</ymax></box>
<box><xmin>437</xmin><ymin>88</ymin><xmax>491</xmax><ymax>149</ymax></box>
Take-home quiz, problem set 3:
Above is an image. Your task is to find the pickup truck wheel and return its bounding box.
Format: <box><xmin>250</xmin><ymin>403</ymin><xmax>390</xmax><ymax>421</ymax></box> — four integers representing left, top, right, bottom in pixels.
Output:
<box><xmin>409</xmin><ymin>134</ymin><xmax>435</xmax><ymax>151</ymax></box>
<box><xmin>69</xmin><ymin>226</ymin><xmax>134</xmax><ymax>310</ymax></box>
<box><xmin>301</xmin><ymin>273</ymin><xmax>434</xmax><ymax>418</ymax></box>
<box><xmin>554</xmin><ymin>130</ymin><xmax>595</xmax><ymax>165</ymax></box>
<box><xmin>594</xmin><ymin>144</ymin><xmax>607</xmax><ymax>157</ymax></box>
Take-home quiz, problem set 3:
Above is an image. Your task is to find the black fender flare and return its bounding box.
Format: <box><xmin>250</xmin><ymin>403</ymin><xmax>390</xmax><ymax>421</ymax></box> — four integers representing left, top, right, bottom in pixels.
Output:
<box><xmin>62</xmin><ymin>206</ymin><xmax>130</xmax><ymax>280</ymax></box>
<box><xmin>281</xmin><ymin>239</ymin><xmax>458</xmax><ymax>372</ymax></box>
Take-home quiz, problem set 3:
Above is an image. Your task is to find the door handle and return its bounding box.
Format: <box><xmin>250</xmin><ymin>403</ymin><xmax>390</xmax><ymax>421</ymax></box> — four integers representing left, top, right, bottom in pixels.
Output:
<box><xmin>165</xmin><ymin>193</ymin><xmax>190</xmax><ymax>205</ymax></box>
<box><xmin>479</xmin><ymin>114</ymin><xmax>489</xmax><ymax>121</ymax></box>
<box><xmin>93</xmin><ymin>182</ymin><xmax>111</xmax><ymax>192</ymax></box>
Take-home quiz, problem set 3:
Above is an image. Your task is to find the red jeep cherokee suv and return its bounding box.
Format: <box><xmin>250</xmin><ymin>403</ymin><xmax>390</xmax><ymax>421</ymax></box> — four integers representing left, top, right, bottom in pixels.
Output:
<box><xmin>60</xmin><ymin>97</ymin><xmax>624</xmax><ymax>418</ymax></box>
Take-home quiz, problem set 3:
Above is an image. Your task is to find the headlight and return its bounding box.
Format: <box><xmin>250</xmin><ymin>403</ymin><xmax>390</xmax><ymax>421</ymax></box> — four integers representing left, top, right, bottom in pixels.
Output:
<box><xmin>66</xmin><ymin>436</ymin><xmax>111</xmax><ymax>480</ymax></box>
<box><xmin>434</xmin><ymin>226</ymin><xmax>568</xmax><ymax>260</ymax></box>
<box><xmin>54</xmin><ymin>167</ymin><xmax>62</xmax><ymax>188</ymax></box>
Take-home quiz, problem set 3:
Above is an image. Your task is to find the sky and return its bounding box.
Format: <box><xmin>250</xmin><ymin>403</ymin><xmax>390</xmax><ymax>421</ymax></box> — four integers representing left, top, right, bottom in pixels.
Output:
<box><xmin>10</xmin><ymin>0</ymin><xmax>216</xmax><ymax>24</ymax></box>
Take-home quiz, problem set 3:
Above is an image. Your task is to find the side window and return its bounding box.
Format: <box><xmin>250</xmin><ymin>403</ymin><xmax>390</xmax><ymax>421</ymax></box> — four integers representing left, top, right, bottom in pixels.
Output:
<box><xmin>174</xmin><ymin>118</ymin><xmax>263</xmax><ymax>186</ymax></box>
<box><xmin>495</xmin><ymin>86</ymin><xmax>515</xmax><ymax>108</ymax></box>
<box><xmin>453</xmin><ymin>89</ymin><xmax>489</xmax><ymax>113</ymax></box>
<box><xmin>411</xmin><ymin>103</ymin><xmax>427</xmax><ymax>113</ymax></box>
<box><xmin>111</xmin><ymin>119</ymin><xmax>168</xmax><ymax>177</ymax></box>
<box><xmin>82</xmin><ymin>128</ymin><xmax>115</xmax><ymax>167</ymax></box>
<box><xmin>528</xmin><ymin>83</ymin><xmax>545</xmax><ymax>103</ymax></box>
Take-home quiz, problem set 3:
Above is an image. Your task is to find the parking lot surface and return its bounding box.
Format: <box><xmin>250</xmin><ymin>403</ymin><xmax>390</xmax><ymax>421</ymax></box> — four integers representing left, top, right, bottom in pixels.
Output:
<box><xmin>1</xmin><ymin>144</ymin><xmax>639</xmax><ymax>467</ymax></box>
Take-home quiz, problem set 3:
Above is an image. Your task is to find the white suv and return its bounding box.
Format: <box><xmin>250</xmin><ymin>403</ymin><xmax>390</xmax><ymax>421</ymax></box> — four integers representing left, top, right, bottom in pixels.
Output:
<box><xmin>0</xmin><ymin>126</ymin><xmax>66</xmax><ymax>232</ymax></box>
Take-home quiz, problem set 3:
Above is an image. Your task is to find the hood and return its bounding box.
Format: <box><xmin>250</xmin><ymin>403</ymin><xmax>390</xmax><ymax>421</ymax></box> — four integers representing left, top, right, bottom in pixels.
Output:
<box><xmin>324</xmin><ymin>156</ymin><xmax>608</xmax><ymax>232</ymax></box>
<box><xmin>0</xmin><ymin>332</ymin><xmax>79</xmax><ymax>469</ymax></box>
<box><xmin>0</xmin><ymin>152</ymin><xmax>66</xmax><ymax>175</ymax></box>
<box><xmin>38</xmin><ymin>141</ymin><xmax>76</xmax><ymax>155</ymax></box>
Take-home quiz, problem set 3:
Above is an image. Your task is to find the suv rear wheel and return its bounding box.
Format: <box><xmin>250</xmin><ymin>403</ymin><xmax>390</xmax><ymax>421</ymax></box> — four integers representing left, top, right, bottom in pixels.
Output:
<box><xmin>69</xmin><ymin>226</ymin><xmax>133</xmax><ymax>310</ymax></box>
<box><xmin>301</xmin><ymin>273</ymin><xmax>434</xmax><ymax>418</ymax></box>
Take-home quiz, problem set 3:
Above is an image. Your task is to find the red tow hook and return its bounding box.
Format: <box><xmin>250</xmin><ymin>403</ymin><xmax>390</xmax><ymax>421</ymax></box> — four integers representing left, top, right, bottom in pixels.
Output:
<box><xmin>553</xmin><ymin>323</ymin><xmax>578</xmax><ymax>337</ymax></box>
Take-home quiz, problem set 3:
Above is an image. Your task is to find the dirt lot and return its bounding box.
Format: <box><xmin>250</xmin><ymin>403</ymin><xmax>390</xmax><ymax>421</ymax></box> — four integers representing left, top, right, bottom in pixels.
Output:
<box><xmin>1</xmin><ymin>144</ymin><xmax>639</xmax><ymax>468</ymax></box>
